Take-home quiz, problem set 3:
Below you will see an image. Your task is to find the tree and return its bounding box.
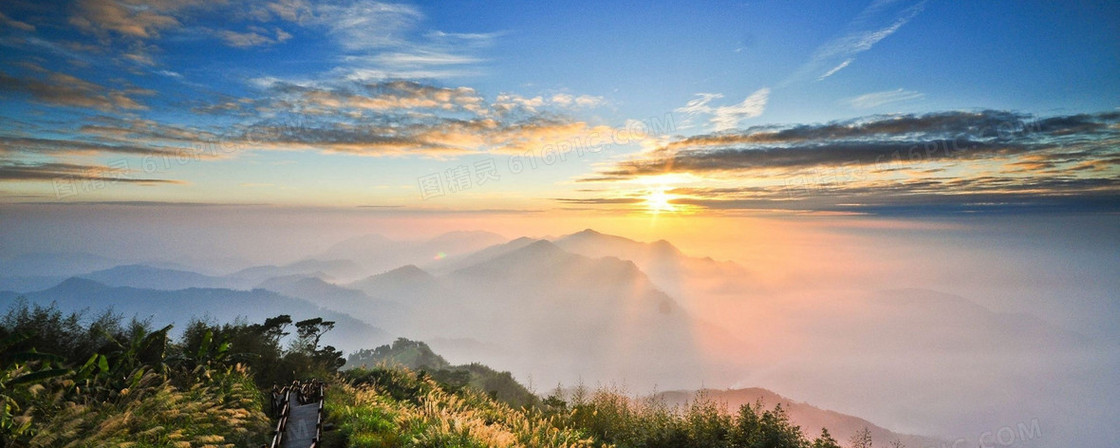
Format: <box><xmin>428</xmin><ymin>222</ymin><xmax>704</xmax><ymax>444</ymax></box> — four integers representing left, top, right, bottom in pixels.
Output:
<box><xmin>731</xmin><ymin>401</ymin><xmax>807</xmax><ymax>448</ymax></box>
<box><xmin>812</xmin><ymin>428</ymin><xmax>842</xmax><ymax>448</ymax></box>
<box><xmin>850</xmin><ymin>426</ymin><xmax>873</xmax><ymax>448</ymax></box>
<box><xmin>292</xmin><ymin>318</ymin><xmax>334</xmax><ymax>353</ymax></box>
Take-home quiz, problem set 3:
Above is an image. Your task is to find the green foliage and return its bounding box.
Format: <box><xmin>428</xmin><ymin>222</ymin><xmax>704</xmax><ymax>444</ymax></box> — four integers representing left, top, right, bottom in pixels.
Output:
<box><xmin>27</xmin><ymin>365</ymin><xmax>269</xmax><ymax>447</ymax></box>
<box><xmin>811</xmin><ymin>428</ymin><xmax>842</xmax><ymax>448</ymax></box>
<box><xmin>330</xmin><ymin>367</ymin><xmax>597</xmax><ymax>448</ymax></box>
<box><xmin>551</xmin><ymin>386</ymin><xmax>832</xmax><ymax>448</ymax></box>
<box><xmin>0</xmin><ymin>298</ymin><xmax>123</xmax><ymax>367</ymax></box>
<box><xmin>0</xmin><ymin>300</ymin><xmax>346</xmax><ymax>447</ymax></box>
<box><xmin>347</xmin><ymin>339</ymin><xmax>537</xmax><ymax>408</ymax></box>
<box><xmin>179</xmin><ymin>313</ymin><xmax>346</xmax><ymax>388</ymax></box>
<box><xmin>347</xmin><ymin>337</ymin><xmax>451</xmax><ymax>371</ymax></box>
<box><xmin>329</xmin><ymin>365</ymin><xmax>845</xmax><ymax>448</ymax></box>
<box><xmin>1</xmin><ymin>300</ymin><xmax>852</xmax><ymax>448</ymax></box>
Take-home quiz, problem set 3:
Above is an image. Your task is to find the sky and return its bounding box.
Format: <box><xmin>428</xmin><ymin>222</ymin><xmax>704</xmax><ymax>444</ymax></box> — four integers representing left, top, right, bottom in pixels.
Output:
<box><xmin>0</xmin><ymin>0</ymin><xmax>1117</xmax><ymax>214</ymax></box>
<box><xmin>1</xmin><ymin>2</ymin><xmax>1119</xmax><ymax>445</ymax></box>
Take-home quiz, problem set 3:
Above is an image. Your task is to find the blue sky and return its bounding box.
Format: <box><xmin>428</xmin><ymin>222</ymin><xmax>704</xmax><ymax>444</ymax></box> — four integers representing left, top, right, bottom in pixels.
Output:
<box><xmin>0</xmin><ymin>0</ymin><xmax>1117</xmax><ymax>213</ymax></box>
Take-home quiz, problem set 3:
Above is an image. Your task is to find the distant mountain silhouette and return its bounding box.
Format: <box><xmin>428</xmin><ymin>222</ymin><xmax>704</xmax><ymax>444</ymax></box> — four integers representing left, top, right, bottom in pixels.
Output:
<box><xmin>230</xmin><ymin>258</ymin><xmax>364</xmax><ymax>284</ymax></box>
<box><xmin>0</xmin><ymin>278</ymin><xmax>388</xmax><ymax>352</ymax></box>
<box><xmin>425</xmin><ymin>239</ymin><xmax>746</xmax><ymax>390</ymax></box>
<box><xmin>321</xmin><ymin>230</ymin><xmax>507</xmax><ymax>273</ymax></box>
<box><xmin>551</xmin><ymin>229</ymin><xmax>754</xmax><ymax>305</ymax></box>
<box><xmin>80</xmin><ymin>264</ymin><xmax>233</xmax><ymax>290</ymax></box>
<box><xmin>0</xmin><ymin>252</ymin><xmax>121</xmax><ymax>277</ymax></box>
<box><xmin>427</xmin><ymin>236</ymin><xmax>539</xmax><ymax>274</ymax></box>
<box><xmin>347</xmin><ymin>265</ymin><xmax>441</xmax><ymax>304</ymax></box>
<box><xmin>0</xmin><ymin>275</ymin><xmax>67</xmax><ymax>294</ymax></box>
<box><xmin>257</xmin><ymin>274</ymin><xmax>403</xmax><ymax>332</ymax></box>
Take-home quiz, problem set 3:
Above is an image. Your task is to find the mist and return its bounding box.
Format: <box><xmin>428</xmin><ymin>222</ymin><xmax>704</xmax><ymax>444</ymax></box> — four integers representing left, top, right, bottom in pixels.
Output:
<box><xmin>1</xmin><ymin>203</ymin><xmax>1116</xmax><ymax>447</ymax></box>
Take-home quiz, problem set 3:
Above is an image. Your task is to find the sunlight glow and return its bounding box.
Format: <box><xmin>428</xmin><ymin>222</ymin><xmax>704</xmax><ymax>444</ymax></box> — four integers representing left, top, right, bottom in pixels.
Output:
<box><xmin>645</xmin><ymin>187</ymin><xmax>678</xmax><ymax>214</ymax></box>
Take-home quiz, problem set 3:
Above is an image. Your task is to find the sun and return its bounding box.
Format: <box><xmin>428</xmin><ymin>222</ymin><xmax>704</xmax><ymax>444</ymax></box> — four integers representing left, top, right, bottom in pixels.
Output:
<box><xmin>644</xmin><ymin>187</ymin><xmax>677</xmax><ymax>214</ymax></box>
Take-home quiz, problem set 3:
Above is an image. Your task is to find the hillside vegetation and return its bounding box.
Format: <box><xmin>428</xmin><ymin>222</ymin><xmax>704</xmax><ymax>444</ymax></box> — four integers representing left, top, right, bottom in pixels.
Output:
<box><xmin>1</xmin><ymin>300</ymin><xmax>876</xmax><ymax>448</ymax></box>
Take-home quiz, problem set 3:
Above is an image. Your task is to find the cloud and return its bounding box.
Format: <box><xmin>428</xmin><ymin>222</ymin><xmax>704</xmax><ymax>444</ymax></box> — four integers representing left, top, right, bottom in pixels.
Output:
<box><xmin>789</xmin><ymin>0</ymin><xmax>926</xmax><ymax>83</ymax></box>
<box><xmin>67</xmin><ymin>0</ymin><xmax>205</xmax><ymax>40</ymax></box>
<box><xmin>0</xmin><ymin>70</ymin><xmax>150</xmax><ymax>111</ymax></box>
<box><xmin>312</xmin><ymin>1</ymin><xmax>423</xmax><ymax>51</ymax></box>
<box><xmin>574</xmin><ymin>110</ymin><xmax>1120</xmax><ymax>214</ymax></box>
<box><xmin>676</xmin><ymin>93</ymin><xmax>723</xmax><ymax>116</ymax></box>
<box><xmin>846</xmin><ymin>88</ymin><xmax>924</xmax><ymax>109</ymax></box>
<box><xmin>0</xmin><ymin>11</ymin><xmax>35</xmax><ymax>31</ymax></box>
<box><xmin>259</xmin><ymin>79</ymin><xmax>486</xmax><ymax>113</ymax></box>
<box><xmin>711</xmin><ymin>88</ymin><xmax>770</xmax><ymax>132</ymax></box>
<box><xmin>217</xmin><ymin>27</ymin><xmax>293</xmax><ymax>48</ymax></box>
<box><xmin>369</xmin><ymin>51</ymin><xmax>481</xmax><ymax>67</ymax></box>
<box><xmin>232</xmin><ymin>114</ymin><xmax>615</xmax><ymax>157</ymax></box>
<box><xmin>550</xmin><ymin>93</ymin><xmax>605</xmax><ymax>109</ymax></box>
<box><xmin>493</xmin><ymin>92</ymin><xmax>606</xmax><ymax>114</ymax></box>
<box><xmin>0</xmin><ymin>135</ymin><xmax>198</xmax><ymax>158</ymax></box>
<box><xmin>676</xmin><ymin>88</ymin><xmax>770</xmax><ymax>132</ymax></box>
<box><xmin>0</xmin><ymin>161</ymin><xmax>181</xmax><ymax>184</ymax></box>
<box><xmin>302</xmin><ymin>1</ymin><xmax>495</xmax><ymax>80</ymax></box>
<box><xmin>185</xmin><ymin>79</ymin><xmax>620</xmax><ymax>157</ymax></box>
<box><xmin>2</xmin><ymin>70</ymin><xmax>620</xmax><ymax>169</ymax></box>
<box><xmin>818</xmin><ymin>59</ymin><xmax>852</xmax><ymax>81</ymax></box>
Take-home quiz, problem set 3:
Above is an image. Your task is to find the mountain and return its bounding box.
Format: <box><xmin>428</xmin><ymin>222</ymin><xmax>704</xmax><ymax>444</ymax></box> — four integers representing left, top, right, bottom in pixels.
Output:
<box><xmin>655</xmin><ymin>388</ymin><xmax>946</xmax><ymax>448</ymax></box>
<box><xmin>256</xmin><ymin>274</ymin><xmax>402</xmax><ymax>331</ymax></box>
<box><xmin>551</xmin><ymin>229</ymin><xmax>756</xmax><ymax>307</ymax></box>
<box><xmin>424</xmin><ymin>239</ymin><xmax>746</xmax><ymax>391</ymax></box>
<box><xmin>321</xmin><ymin>231</ymin><xmax>507</xmax><ymax>273</ymax></box>
<box><xmin>347</xmin><ymin>265</ymin><xmax>441</xmax><ymax>306</ymax></box>
<box><xmin>0</xmin><ymin>275</ymin><xmax>67</xmax><ymax>293</ymax></box>
<box><xmin>0</xmin><ymin>252</ymin><xmax>121</xmax><ymax>277</ymax></box>
<box><xmin>71</xmin><ymin>260</ymin><xmax>369</xmax><ymax>292</ymax></box>
<box><xmin>229</xmin><ymin>258</ymin><xmax>364</xmax><ymax>285</ymax></box>
<box><xmin>0</xmin><ymin>278</ymin><xmax>389</xmax><ymax>353</ymax></box>
<box><xmin>426</xmin><ymin>236</ymin><xmax>539</xmax><ymax>274</ymax></box>
<box><xmin>79</xmin><ymin>264</ymin><xmax>234</xmax><ymax>290</ymax></box>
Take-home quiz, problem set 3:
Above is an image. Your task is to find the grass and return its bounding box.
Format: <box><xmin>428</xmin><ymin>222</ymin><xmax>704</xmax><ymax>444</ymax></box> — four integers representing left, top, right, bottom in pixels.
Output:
<box><xmin>325</xmin><ymin>367</ymin><xmax>844</xmax><ymax>448</ymax></box>
<box><xmin>327</xmin><ymin>367</ymin><xmax>598</xmax><ymax>448</ymax></box>
<box><xmin>21</xmin><ymin>365</ymin><xmax>270</xmax><ymax>448</ymax></box>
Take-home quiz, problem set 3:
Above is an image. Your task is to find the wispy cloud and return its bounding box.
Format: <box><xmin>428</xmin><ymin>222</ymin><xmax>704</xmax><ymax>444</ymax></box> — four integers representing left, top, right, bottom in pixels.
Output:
<box><xmin>711</xmin><ymin>88</ymin><xmax>770</xmax><ymax>132</ymax></box>
<box><xmin>312</xmin><ymin>1</ymin><xmax>423</xmax><ymax>51</ymax></box>
<box><xmin>676</xmin><ymin>88</ymin><xmax>770</xmax><ymax>132</ymax></box>
<box><xmin>0</xmin><ymin>70</ymin><xmax>151</xmax><ymax>111</ymax></box>
<box><xmin>369</xmin><ymin>51</ymin><xmax>481</xmax><ymax>67</ymax></box>
<box><xmin>0</xmin><ymin>135</ymin><xmax>202</xmax><ymax>158</ymax></box>
<box><xmin>846</xmin><ymin>88</ymin><xmax>924</xmax><ymax>109</ymax></box>
<box><xmin>818</xmin><ymin>59</ymin><xmax>852</xmax><ymax>81</ymax></box>
<box><xmin>493</xmin><ymin>92</ymin><xmax>606</xmax><ymax>114</ymax></box>
<box><xmin>0</xmin><ymin>10</ymin><xmax>34</xmax><ymax>31</ymax></box>
<box><xmin>172</xmin><ymin>79</ymin><xmax>618</xmax><ymax>157</ymax></box>
<box><xmin>217</xmin><ymin>26</ymin><xmax>293</xmax><ymax>48</ymax></box>
<box><xmin>789</xmin><ymin>0</ymin><xmax>926</xmax><ymax>83</ymax></box>
<box><xmin>67</xmin><ymin>0</ymin><xmax>192</xmax><ymax>40</ymax></box>
<box><xmin>0</xmin><ymin>161</ymin><xmax>182</xmax><ymax>184</ymax></box>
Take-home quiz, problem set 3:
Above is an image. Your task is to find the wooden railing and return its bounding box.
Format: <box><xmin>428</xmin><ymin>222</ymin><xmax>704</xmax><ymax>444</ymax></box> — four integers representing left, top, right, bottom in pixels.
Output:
<box><xmin>265</xmin><ymin>380</ymin><xmax>326</xmax><ymax>448</ymax></box>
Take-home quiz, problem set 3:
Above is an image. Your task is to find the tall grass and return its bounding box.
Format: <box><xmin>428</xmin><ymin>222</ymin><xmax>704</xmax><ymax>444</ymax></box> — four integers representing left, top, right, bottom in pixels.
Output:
<box><xmin>328</xmin><ymin>367</ymin><xmax>843</xmax><ymax>448</ymax></box>
<box><xmin>329</xmin><ymin>367</ymin><xmax>598</xmax><ymax>448</ymax></box>
<box><xmin>25</xmin><ymin>365</ymin><xmax>270</xmax><ymax>447</ymax></box>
